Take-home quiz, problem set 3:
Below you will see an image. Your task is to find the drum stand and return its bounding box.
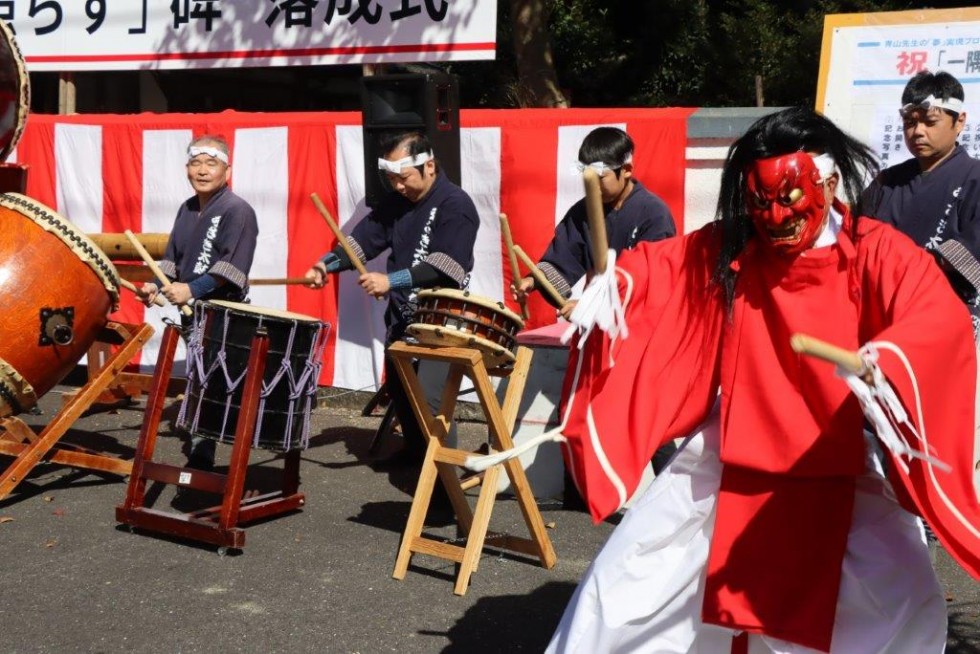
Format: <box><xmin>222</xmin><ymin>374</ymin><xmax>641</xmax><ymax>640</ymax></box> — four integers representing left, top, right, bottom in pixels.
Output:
<box><xmin>0</xmin><ymin>321</ymin><xmax>154</xmax><ymax>500</ymax></box>
<box><xmin>115</xmin><ymin>325</ymin><xmax>305</xmax><ymax>552</ymax></box>
<box><xmin>388</xmin><ymin>341</ymin><xmax>557</xmax><ymax>595</ymax></box>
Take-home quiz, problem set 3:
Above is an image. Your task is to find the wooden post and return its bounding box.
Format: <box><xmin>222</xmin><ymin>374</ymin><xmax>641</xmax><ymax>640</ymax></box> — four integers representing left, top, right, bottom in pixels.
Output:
<box><xmin>58</xmin><ymin>72</ymin><xmax>76</xmax><ymax>115</ymax></box>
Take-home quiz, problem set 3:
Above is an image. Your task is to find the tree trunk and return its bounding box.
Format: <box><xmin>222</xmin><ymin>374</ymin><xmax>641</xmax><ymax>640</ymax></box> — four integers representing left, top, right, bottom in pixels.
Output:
<box><xmin>510</xmin><ymin>0</ymin><xmax>569</xmax><ymax>108</ymax></box>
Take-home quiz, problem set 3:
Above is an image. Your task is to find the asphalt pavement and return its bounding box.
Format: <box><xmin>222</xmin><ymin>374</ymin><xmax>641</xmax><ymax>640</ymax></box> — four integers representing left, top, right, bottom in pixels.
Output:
<box><xmin>0</xmin><ymin>388</ymin><xmax>977</xmax><ymax>653</ymax></box>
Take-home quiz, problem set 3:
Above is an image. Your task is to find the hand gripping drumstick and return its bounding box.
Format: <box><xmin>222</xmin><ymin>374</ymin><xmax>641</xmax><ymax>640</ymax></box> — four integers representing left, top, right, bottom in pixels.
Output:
<box><xmin>513</xmin><ymin>244</ymin><xmax>567</xmax><ymax>309</ymax></box>
<box><xmin>499</xmin><ymin>213</ymin><xmax>530</xmax><ymax>321</ymax></box>
<box><xmin>123</xmin><ymin>229</ymin><xmax>193</xmax><ymax>317</ymax></box>
<box><xmin>310</xmin><ymin>192</ymin><xmax>368</xmax><ymax>276</ymax></box>
<box><xmin>790</xmin><ymin>333</ymin><xmax>866</xmax><ymax>375</ymax></box>
<box><xmin>582</xmin><ymin>167</ymin><xmax>609</xmax><ymax>275</ymax></box>
<box><xmin>118</xmin><ymin>277</ymin><xmax>165</xmax><ymax>307</ymax></box>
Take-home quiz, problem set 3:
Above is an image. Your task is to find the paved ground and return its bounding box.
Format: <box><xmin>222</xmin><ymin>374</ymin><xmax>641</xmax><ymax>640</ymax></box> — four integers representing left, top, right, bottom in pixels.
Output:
<box><xmin>0</xmin><ymin>388</ymin><xmax>977</xmax><ymax>653</ymax></box>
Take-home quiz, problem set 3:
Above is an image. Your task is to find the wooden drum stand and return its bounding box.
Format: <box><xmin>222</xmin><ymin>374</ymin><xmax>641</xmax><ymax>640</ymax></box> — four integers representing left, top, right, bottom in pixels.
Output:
<box><xmin>388</xmin><ymin>340</ymin><xmax>557</xmax><ymax>595</ymax></box>
<box><xmin>0</xmin><ymin>321</ymin><xmax>154</xmax><ymax>500</ymax></box>
<box><xmin>115</xmin><ymin>325</ymin><xmax>305</xmax><ymax>553</ymax></box>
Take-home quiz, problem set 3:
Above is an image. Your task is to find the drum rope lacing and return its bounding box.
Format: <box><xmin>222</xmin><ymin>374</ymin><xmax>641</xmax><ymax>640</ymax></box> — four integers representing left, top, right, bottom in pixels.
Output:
<box><xmin>178</xmin><ymin>303</ymin><xmax>329</xmax><ymax>451</ymax></box>
<box><xmin>251</xmin><ymin>314</ymin><xmax>330</xmax><ymax>451</ymax></box>
<box><xmin>0</xmin><ymin>193</ymin><xmax>120</xmax><ymax>305</ymax></box>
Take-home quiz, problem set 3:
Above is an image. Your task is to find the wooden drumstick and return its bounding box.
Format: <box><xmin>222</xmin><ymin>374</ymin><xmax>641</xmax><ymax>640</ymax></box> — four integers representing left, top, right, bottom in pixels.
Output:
<box><xmin>499</xmin><ymin>213</ymin><xmax>530</xmax><ymax>321</ymax></box>
<box><xmin>582</xmin><ymin>167</ymin><xmax>609</xmax><ymax>274</ymax></box>
<box><xmin>123</xmin><ymin>229</ymin><xmax>193</xmax><ymax>317</ymax></box>
<box><xmin>310</xmin><ymin>192</ymin><xmax>368</xmax><ymax>276</ymax></box>
<box><xmin>249</xmin><ymin>277</ymin><xmax>323</xmax><ymax>286</ymax></box>
<box><xmin>118</xmin><ymin>277</ymin><xmax>165</xmax><ymax>307</ymax></box>
<box><xmin>790</xmin><ymin>333</ymin><xmax>866</xmax><ymax>375</ymax></box>
<box><xmin>513</xmin><ymin>244</ymin><xmax>567</xmax><ymax>309</ymax></box>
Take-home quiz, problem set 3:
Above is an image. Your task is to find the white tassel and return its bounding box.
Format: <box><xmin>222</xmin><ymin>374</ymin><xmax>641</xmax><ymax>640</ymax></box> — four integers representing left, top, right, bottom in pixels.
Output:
<box><xmin>839</xmin><ymin>343</ymin><xmax>950</xmax><ymax>472</ymax></box>
<box><xmin>561</xmin><ymin>249</ymin><xmax>631</xmax><ymax>365</ymax></box>
<box><xmin>463</xmin><ymin>428</ymin><xmax>567</xmax><ymax>472</ymax></box>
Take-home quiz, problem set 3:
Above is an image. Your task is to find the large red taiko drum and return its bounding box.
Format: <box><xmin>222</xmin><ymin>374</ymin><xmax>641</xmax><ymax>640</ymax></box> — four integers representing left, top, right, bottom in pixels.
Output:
<box><xmin>0</xmin><ymin>193</ymin><xmax>120</xmax><ymax>417</ymax></box>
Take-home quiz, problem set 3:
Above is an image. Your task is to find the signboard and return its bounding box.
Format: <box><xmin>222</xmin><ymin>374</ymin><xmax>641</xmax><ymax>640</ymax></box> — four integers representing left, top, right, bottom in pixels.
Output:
<box><xmin>817</xmin><ymin>7</ymin><xmax>980</xmax><ymax>167</ymax></box>
<box><xmin>2</xmin><ymin>0</ymin><xmax>497</xmax><ymax>71</ymax></box>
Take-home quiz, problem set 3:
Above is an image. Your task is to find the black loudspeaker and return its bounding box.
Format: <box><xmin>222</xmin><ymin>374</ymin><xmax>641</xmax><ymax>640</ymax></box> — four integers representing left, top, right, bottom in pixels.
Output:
<box><xmin>360</xmin><ymin>72</ymin><xmax>460</xmax><ymax>208</ymax></box>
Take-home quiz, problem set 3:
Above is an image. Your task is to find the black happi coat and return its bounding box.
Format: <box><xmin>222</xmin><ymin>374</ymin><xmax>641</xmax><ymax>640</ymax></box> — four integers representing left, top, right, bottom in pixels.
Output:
<box><xmin>863</xmin><ymin>144</ymin><xmax>980</xmax><ymax>328</ymax></box>
<box><xmin>349</xmin><ymin>173</ymin><xmax>479</xmax><ymax>340</ymax></box>
<box><xmin>159</xmin><ymin>186</ymin><xmax>259</xmax><ymax>302</ymax></box>
<box><xmin>538</xmin><ymin>180</ymin><xmax>676</xmax><ymax>301</ymax></box>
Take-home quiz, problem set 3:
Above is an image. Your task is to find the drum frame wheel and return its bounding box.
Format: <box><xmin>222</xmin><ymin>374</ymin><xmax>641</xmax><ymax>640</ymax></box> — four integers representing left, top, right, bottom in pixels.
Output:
<box><xmin>0</xmin><ymin>321</ymin><xmax>154</xmax><ymax>501</ymax></box>
<box><xmin>116</xmin><ymin>324</ymin><xmax>305</xmax><ymax>552</ymax></box>
<box><xmin>388</xmin><ymin>341</ymin><xmax>557</xmax><ymax>595</ymax></box>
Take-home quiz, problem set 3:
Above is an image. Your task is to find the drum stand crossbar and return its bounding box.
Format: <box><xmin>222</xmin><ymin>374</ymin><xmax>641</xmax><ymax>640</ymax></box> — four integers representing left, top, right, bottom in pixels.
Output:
<box><xmin>0</xmin><ymin>321</ymin><xmax>154</xmax><ymax>501</ymax></box>
<box><xmin>389</xmin><ymin>341</ymin><xmax>557</xmax><ymax>595</ymax></box>
<box><xmin>116</xmin><ymin>325</ymin><xmax>304</xmax><ymax>552</ymax></box>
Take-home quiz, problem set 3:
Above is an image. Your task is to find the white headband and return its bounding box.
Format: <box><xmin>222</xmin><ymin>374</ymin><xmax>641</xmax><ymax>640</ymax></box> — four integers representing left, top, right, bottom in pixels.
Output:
<box><xmin>572</xmin><ymin>153</ymin><xmax>633</xmax><ymax>176</ymax></box>
<box><xmin>187</xmin><ymin>145</ymin><xmax>229</xmax><ymax>164</ymax></box>
<box><xmin>378</xmin><ymin>151</ymin><xmax>433</xmax><ymax>174</ymax></box>
<box><xmin>809</xmin><ymin>152</ymin><xmax>836</xmax><ymax>182</ymax></box>
<box><xmin>900</xmin><ymin>94</ymin><xmax>964</xmax><ymax>117</ymax></box>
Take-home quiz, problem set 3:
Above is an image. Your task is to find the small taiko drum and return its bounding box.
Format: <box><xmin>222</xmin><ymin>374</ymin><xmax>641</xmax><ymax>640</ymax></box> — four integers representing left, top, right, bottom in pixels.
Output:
<box><xmin>177</xmin><ymin>301</ymin><xmax>329</xmax><ymax>452</ymax></box>
<box><xmin>0</xmin><ymin>194</ymin><xmax>120</xmax><ymax>417</ymax></box>
<box><xmin>407</xmin><ymin>288</ymin><xmax>524</xmax><ymax>366</ymax></box>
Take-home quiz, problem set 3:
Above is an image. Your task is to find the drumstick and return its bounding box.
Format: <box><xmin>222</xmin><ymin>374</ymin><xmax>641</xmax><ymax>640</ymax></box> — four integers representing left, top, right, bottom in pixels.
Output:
<box><xmin>118</xmin><ymin>277</ymin><xmax>166</xmax><ymax>307</ymax></box>
<box><xmin>513</xmin><ymin>244</ymin><xmax>567</xmax><ymax>309</ymax></box>
<box><xmin>790</xmin><ymin>333</ymin><xmax>866</xmax><ymax>375</ymax></box>
<box><xmin>310</xmin><ymin>192</ymin><xmax>368</xmax><ymax>276</ymax></box>
<box><xmin>123</xmin><ymin>229</ymin><xmax>193</xmax><ymax>317</ymax></box>
<box><xmin>499</xmin><ymin>213</ymin><xmax>530</xmax><ymax>321</ymax></box>
<box><xmin>582</xmin><ymin>167</ymin><xmax>609</xmax><ymax>274</ymax></box>
<box><xmin>249</xmin><ymin>277</ymin><xmax>323</xmax><ymax>286</ymax></box>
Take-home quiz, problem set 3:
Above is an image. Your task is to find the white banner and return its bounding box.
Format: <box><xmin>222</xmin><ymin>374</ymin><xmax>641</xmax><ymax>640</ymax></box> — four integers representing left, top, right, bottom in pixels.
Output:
<box><xmin>819</xmin><ymin>8</ymin><xmax>980</xmax><ymax>166</ymax></box>
<box><xmin>4</xmin><ymin>0</ymin><xmax>497</xmax><ymax>71</ymax></box>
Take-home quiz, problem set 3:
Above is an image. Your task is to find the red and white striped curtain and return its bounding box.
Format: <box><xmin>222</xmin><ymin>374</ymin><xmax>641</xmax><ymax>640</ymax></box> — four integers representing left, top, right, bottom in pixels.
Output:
<box><xmin>10</xmin><ymin>108</ymin><xmax>692</xmax><ymax>391</ymax></box>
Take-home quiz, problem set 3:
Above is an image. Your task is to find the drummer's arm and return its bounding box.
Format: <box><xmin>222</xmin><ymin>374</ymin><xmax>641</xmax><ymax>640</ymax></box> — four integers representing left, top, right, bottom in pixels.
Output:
<box><xmin>306</xmin><ymin>247</ymin><xmax>353</xmax><ymax>288</ymax></box>
<box><xmin>362</xmin><ymin>263</ymin><xmax>451</xmax><ymax>299</ymax></box>
<box><xmin>405</xmin><ymin>262</ymin><xmax>456</xmax><ymax>290</ymax></box>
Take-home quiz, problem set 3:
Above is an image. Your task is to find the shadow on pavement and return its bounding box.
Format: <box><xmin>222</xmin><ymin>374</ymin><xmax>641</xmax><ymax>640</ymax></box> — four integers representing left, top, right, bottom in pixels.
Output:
<box><xmin>433</xmin><ymin>580</ymin><xmax>576</xmax><ymax>652</ymax></box>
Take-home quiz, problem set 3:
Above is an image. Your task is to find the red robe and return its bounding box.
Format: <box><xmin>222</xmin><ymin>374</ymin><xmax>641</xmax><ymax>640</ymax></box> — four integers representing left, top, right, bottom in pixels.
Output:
<box><xmin>561</xmin><ymin>203</ymin><xmax>980</xmax><ymax>652</ymax></box>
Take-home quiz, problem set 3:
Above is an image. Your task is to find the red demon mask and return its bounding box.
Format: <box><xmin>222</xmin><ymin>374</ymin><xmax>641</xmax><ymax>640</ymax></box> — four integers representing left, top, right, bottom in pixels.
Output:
<box><xmin>745</xmin><ymin>152</ymin><xmax>830</xmax><ymax>257</ymax></box>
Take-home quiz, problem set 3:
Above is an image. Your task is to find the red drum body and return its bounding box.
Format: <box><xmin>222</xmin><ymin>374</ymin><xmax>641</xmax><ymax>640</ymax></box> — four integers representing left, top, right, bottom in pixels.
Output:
<box><xmin>407</xmin><ymin>289</ymin><xmax>524</xmax><ymax>367</ymax></box>
<box><xmin>0</xmin><ymin>194</ymin><xmax>120</xmax><ymax>417</ymax></box>
<box><xmin>178</xmin><ymin>301</ymin><xmax>329</xmax><ymax>452</ymax></box>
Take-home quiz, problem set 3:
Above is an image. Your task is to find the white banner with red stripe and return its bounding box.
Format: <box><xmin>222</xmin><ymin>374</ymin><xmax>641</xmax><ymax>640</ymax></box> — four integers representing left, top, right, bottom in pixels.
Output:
<box><xmin>11</xmin><ymin>1</ymin><xmax>497</xmax><ymax>71</ymax></box>
<box><xmin>10</xmin><ymin>108</ymin><xmax>692</xmax><ymax>391</ymax></box>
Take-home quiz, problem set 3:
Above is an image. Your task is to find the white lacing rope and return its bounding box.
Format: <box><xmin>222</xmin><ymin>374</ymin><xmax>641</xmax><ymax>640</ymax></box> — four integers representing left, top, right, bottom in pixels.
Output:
<box><xmin>841</xmin><ymin>340</ymin><xmax>980</xmax><ymax>540</ymax></box>
<box><xmin>178</xmin><ymin>304</ymin><xmax>328</xmax><ymax>451</ymax></box>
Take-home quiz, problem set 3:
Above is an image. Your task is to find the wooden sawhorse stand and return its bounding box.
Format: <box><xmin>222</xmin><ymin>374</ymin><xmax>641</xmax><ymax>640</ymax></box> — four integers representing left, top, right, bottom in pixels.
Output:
<box><xmin>115</xmin><ymin>325</ymin><xmax>304</xmax><ymax>553</ymax></box>
<box><xmin>388</xmin><ymin>341</ymin><xmax>557</xmax><ymax>595</ymax></box>
<box><xmin>0</xmin><ymin>321</ymin><xmax>154</xmax><ymax>501</ymax></box>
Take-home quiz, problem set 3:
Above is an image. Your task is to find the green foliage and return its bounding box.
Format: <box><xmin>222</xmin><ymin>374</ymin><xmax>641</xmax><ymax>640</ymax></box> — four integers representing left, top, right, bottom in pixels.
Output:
<box><xmin>456</xmin><ymin>0</ymin><xmax>972</xmax><ymax>108</ymax></box>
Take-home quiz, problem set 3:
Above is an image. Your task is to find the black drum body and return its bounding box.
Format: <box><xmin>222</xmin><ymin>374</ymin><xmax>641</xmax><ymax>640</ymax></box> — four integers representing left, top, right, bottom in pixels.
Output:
<box><xmin>178</xmin><ymin>300</ymin><xmax>328</xmax><ymax>452</ymax></box>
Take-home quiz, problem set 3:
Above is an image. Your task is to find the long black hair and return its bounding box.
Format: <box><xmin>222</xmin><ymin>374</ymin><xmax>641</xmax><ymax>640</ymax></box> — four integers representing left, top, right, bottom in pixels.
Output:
<box><xmin>713</xmin><ymin>106</ymin><xmax>879</xmax><ymax>307</ymax></box>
